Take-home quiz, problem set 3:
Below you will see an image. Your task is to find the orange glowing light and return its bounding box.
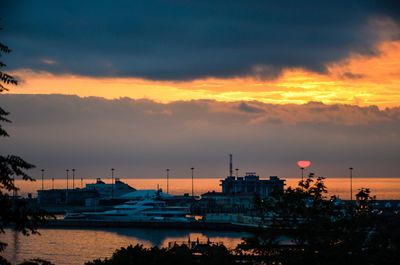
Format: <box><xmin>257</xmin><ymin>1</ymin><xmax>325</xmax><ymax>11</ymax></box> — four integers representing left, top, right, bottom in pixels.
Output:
<box><xmin>6</xmin><ymin>40</ymin><xmax>400</xmax><ymax>108</ymax></box>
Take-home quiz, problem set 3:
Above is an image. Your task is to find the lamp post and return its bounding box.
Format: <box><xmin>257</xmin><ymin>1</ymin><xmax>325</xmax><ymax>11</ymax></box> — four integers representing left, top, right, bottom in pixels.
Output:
<box><xmin>72</xmin><ymin>168</ymin><xmax>75</xmax><ymax>189</ymax></box>
<box><xmin>235</xmin><ymin>168</ymin><xmax>239</xmax><ymax>178</ymax></box>
<box><xmin>166</xmin><ymin>169</ymin><xmax>170</xmax><ymax>194</ymax></box>
<box><xmin>66</xmin><ymin>169</ymin><xmax>69</xmax><ymax>190</ymax></box>
<box><xmin>191</xmin><ymin>167</ymin><xmax>194</xmax><ymax>197</ymax></box>
<box><xmin>297</xmin><ymin>161</ymin><xmax>311</xmax><ymax>181</ymax></box>
<box><xmin>66</xmin><ymin>169</ymin><xmax>69</xmax><ymax>204</ymax></box>
<box><xmin>41</xmin><ymin>169</ymin><xmax>45</xmax><ymax>191</ymax></box>
<box><xmin>349</xmin><ymin>167</ymin><xmax>353</xmax><ymax>202</ymax></box>
<box><xmin>81</xmin><ymin>178</ymin><xmax>83</xmax><ymax>189</ymax></box>
<box><xmin>111</xmin><ymin>168</ymin><xmax>115</xmax><ymax>199</ymax></box>
<box><xmin>12</xmin><ymin>175</ymin><xmax>16</xmax><ymax>197</ymax></box>
<box><xmin>52</xmin><ymin>178</ymin><xmax>54</xmax><ymax>190</ymax></box>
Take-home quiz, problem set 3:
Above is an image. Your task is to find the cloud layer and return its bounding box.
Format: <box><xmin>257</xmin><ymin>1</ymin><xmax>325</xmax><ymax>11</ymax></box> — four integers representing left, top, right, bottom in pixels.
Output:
<box><xmin>2</xmin><ymin>1</ymin><xmax>400</xmax><ymax>80</ymax></box>
<box><xmin>1</xmin><ymin>94</ymin><xmax>399</xmax><ymax>179</ymax></box>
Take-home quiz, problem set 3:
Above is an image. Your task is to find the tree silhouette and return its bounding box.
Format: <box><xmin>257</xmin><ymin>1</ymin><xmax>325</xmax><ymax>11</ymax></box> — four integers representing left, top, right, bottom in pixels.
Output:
<box><xmin>84</xmin><ymin>244</ymin><xmax>237</xmax><ymax>265</ymax></box>
<box><xmin>238</xmin><ymin>173</ymin><xmax>400</xmax><ymax>265</ymax></box>
<box><xmin>1</xmin><ymin>26</ymin><xmax>50</xmax><ymax>265</ymax></box>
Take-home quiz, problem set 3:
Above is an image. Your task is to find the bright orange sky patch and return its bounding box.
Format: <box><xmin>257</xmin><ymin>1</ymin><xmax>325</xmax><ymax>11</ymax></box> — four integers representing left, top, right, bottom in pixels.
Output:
<box><xmin>7</xmin><ymin>40</ymin><xmax>400</xmax><ymax>109</ymax></box>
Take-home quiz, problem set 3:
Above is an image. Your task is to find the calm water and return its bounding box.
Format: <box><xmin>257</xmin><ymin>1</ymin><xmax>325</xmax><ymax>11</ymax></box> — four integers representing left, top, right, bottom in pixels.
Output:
<box><xmin>13</xmin><ymin>177</ymin><xmax>400</xmax><ymax>200</ymax></box>
<box><xmin>2</xmin><ymin>228</ymin><xmax>248</xmax><ymax>265</ymax></box>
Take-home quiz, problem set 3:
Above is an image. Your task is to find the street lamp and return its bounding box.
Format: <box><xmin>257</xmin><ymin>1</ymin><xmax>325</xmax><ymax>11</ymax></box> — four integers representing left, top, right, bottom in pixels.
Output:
<box><xmin>297</xmin><ymin>160</ymin><xmax>311</xmax><ymax>181</ymax></box>
<box><xmin>41</xmin><ymin>169</ymin><xmax>45</xmax><ymax>191</ymax></box>
<box><xmin>72</xmin><ymin>168</ymin><xmax>75</xmax><ymax>189</ymax></box>
<box><xmin>191</xmin><ymin>167</ymin><xmax>194</xmax><ymax>197</ymax></box>
<box><xmin>12</xmin><ymin>175</ymin><xmax>16</xmax><ymax>197</ymax></box>
<box><xmin>166</xmin><ymin>169</ymin><xmax>170</xmax><ymax>194</ymax></box>
<box><xmin>111</xmin><ymin>168</ymin><xmax>115</xmax><ymax>199</ymax></box>
<box><xmin>66</xmin><ymin>169</ymin><xmax>69</xmax><ymax>190</ymax></box>
<box><xmin>66</xmin><ymin>169</ymin><xmax>69</xmax><ymax>204</ymax></box>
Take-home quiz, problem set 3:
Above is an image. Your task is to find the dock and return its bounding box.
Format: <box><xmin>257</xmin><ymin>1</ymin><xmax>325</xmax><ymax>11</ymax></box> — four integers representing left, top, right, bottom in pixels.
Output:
<box><xmin>41</xmin><ymin>219</ymin><xmax>258</xmax><ymax>232</ymax></box>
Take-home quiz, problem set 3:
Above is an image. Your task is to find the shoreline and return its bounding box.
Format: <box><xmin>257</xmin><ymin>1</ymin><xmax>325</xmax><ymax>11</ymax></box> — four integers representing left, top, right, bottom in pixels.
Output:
<box><xmin>40</xmin><ymin>219</ymin><xmax>258</xmax><ymax>232</ymax></box>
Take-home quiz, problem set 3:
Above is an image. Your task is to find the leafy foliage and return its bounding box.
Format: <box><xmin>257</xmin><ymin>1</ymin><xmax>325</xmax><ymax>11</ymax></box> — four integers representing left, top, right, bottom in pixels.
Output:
<box><xmin>1</xmin><ymin>26</ymin><xmax>52</xmax><ymax>265</ymax></box>
<box><xmin>18</xmin><ymin>259</ymin><xmax>55</xmax><ymax>265</ymax></box>
<box><xmin>85</xmin><ymin>244</ymin><xmax>237</xmax><ymax>265</ymax></box>
<box><xmin>0</xmin><ymin>35</ymin><xmax>17</xmax><ymax>92</ymax></box>
<box><xmin>238</xmin><ymin>174</ymin><xmax>400</xmax><ymax>265</ymax></box>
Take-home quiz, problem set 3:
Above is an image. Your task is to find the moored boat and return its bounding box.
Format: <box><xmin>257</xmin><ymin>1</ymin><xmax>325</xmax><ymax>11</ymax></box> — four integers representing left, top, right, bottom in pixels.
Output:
<box><xmin>65</xmin><ymin>199</ymin><xmax>194</xmax><ymax>222</ymax></box>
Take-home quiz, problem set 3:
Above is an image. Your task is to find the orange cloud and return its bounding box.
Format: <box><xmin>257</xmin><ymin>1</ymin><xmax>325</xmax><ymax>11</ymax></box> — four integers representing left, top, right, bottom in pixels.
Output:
<box><xmin>7</xmin><ymin>40</ymin><xmax>400</xmax><ymax>109</ymax></box>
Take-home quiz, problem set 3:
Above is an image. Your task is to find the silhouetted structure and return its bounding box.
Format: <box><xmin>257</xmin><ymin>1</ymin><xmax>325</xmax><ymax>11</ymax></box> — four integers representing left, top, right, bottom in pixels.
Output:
<box><xmin>38</xmin><ymin>178</ymin><xmax>135</xmax><ymax>205</ymax></box>
<box><xmin>86</xmin><ymin>177</ymin><xmax>135</xmax><ymax>199</ymax></box>
<box><xmin>221</xmin><ymin>173</ymin><xmax>284</xmax><ymax>198</ymax></box>
<box><xmin>37</xmin><ymin>188</ymin><xmax>99</xmax><ymax>205</ymax></box>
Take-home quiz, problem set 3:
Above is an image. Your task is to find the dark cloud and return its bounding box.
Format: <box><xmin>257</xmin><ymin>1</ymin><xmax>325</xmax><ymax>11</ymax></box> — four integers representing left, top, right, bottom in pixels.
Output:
<box><xmin>340</xmin><ymin>72</ymin><xmax>365</xmax><ymax>80</ymax></box>
<box><xmin>1</xmin><ymin>94</ymin><xmax>399</xmax><ymax>179</ymax></box>
<box><xmin>238</xmin><ymin>102</ymin><xmax>265</xmax><ymax>113</ymax></box>
<box><xmin>1</xmin><ymin>1</ymin><xmax>399</xmax><ymax>80</ymax></box>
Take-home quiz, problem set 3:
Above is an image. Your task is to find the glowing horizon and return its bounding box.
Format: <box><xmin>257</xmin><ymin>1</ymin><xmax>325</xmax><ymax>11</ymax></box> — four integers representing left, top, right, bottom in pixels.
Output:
<box><xmin>5</xmin><ymin>40</ymin><xmax>400</xmax><ymax>109</ymax></box>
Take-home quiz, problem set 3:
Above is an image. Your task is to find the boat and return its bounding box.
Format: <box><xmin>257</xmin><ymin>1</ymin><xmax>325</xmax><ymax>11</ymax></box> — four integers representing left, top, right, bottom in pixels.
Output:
<box><xmin>64</xmin><ymin>199</ymin><xmax>193</xmax><ymax>222</ymax></box>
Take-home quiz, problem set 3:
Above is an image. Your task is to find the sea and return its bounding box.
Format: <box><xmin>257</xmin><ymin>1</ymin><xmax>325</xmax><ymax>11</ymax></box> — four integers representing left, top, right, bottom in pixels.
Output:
<box><xmin>12</xmin><ymin>177</ymin><xmax>400</xmax><ymax>200</ymax></box>
<box><xmin>2</xmin><ymin>228</ymin><xmax>248</xmax><ymax>265</ymax></box>
<box><xmin>2</xmin><ymin>177</ymin><xmax>400</xmax><ymax>265</ymax></box>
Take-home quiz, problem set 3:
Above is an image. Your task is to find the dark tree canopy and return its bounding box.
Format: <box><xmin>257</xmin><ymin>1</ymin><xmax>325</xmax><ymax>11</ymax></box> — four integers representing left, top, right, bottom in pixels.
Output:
<box><xmin>85</xmin><ymin>244</ymin><xmax>237</xmax><ymax>265</ymax></box>
<box><xmin>1</xmin><ymin>26</ymin><xmax>51</xmax><ymax>265</ymax></box>
<box><xmin>237</xmin><ymin>174</ymin><xmax>400</xmax><ymax>265</ymax></box>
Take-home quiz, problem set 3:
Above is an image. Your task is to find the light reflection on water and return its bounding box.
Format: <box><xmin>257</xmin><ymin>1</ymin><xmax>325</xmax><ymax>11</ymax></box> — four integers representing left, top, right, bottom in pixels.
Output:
<box><xmin>2</xmin><ymin>228</ymin><xmax>249</xmax><ymax>265</ymax></box>
<box><xmin>14</xmin><ymin>177</ymin><xmax>400</xmax><ymax>200</ymax></box>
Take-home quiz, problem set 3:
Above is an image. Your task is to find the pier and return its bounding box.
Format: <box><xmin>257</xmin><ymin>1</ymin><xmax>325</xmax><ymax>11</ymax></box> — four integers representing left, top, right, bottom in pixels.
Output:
<box><xmin>40</xmin><ymin>219</ymin><xmax>258</xmax><ymax>232</ymax></box>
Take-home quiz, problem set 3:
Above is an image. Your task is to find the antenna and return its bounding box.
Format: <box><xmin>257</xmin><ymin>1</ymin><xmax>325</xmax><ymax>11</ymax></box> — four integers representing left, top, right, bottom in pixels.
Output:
<box><xmin>349</xmin><ymin>167</ymin><xmax>353</xmax><ymax>201</ymax></box>
<box><xmin>229</xmin><ymin>154</ymin><xmax>233</xmax><ymax>177</ymax></box>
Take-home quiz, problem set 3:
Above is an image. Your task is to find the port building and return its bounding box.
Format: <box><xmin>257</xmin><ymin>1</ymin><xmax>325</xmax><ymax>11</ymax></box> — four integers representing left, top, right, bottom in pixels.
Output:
<box><xmin>195</xmin><ymin>173</ymin><xmax>285</xmax><ymax>214</ymax></box>
<box><xmin>86</xmin><ymin>178</ymin><xmax>136</xmax><ymax>199</ymax></box>
<box><xmin>37</xmin><ymin>178</ymin><xmax>135</xmax><ymax>205</ymax></box>
<box><xmin>221</xmin><ymin>173</ymin><xmax>285</xmax><ymax>197</ymax></box>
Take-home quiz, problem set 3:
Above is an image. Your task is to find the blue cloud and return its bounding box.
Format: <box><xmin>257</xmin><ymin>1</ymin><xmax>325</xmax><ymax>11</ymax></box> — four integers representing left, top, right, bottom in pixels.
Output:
<box><xmin>1</xmin><ymin>0</ymin><xmax>399</xmax><ymax>80</ymax></box>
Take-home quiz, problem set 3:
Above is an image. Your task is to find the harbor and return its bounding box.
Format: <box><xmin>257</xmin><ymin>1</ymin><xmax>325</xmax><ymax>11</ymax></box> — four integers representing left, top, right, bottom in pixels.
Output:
<box><xmin>40</xmin><ymin>219</ymin><xmax>259</xmax><ymax>232</ymax></box>
<box><xmin>9</xmin><ymin>155</ymin><xmax>400</xmax><ymax>231</ymax></box>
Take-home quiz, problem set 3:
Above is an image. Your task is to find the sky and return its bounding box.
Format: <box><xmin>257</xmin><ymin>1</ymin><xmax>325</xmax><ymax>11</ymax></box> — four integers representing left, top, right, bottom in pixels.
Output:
<box><xmin>1</xmin><ymin>1</ymin><xmax>399</xmax><ymax>179</ymax></box>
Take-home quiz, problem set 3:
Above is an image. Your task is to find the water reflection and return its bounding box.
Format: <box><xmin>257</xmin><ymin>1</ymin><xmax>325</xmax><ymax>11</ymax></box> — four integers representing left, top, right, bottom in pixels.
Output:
<box><xmin>11</xmin><ymin>230</ymin><xmax>20</xmax><ymax>264</ymax></box>
<box><xmin>2</xmin><ymin>228</ymin><xmax>249</xmax><ymax>265</ymax></box>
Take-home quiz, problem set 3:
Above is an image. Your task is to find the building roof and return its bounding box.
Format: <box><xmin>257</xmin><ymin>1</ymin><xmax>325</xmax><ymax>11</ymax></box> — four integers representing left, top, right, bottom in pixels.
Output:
<box><xmin>201</xmin><ymin>191</ymin><xmax>256</xmax><ymax>198</ymax></box>
<box><xmin>118</xmin><ymin>189</ymin><xmax>173</xmax><ymax>200</ymax></box>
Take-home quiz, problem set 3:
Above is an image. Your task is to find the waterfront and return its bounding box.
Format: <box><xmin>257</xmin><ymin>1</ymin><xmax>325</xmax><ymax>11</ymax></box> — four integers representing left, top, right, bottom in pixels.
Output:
<box><xmin>4</xmin><ymin>177</ymin><xmax>400</xmax><ymax>264</ymax></box>
<box><xmin>14</xmin><ymin>177</ymin><xmax>400</xmax><ymax>200</ymax></box>
<box><xmin>2</xmin><ymin>228</ymin><xmax>248</xmax><ymax>265</ymax></box>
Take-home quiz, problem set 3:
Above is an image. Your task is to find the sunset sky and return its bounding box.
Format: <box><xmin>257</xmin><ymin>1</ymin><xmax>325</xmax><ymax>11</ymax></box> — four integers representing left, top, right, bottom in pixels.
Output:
<box><xmin>1</xmin><ymin>1</ymin><xmax>399</xmax><ymax>179</ymax></box>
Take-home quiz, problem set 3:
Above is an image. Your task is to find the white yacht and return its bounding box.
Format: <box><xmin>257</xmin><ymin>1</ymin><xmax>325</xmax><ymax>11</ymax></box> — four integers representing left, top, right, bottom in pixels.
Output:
<box><xmin>65</xmin><ymin>199</ymin><xmax>193</xmax><ymax>222</ymax></box>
